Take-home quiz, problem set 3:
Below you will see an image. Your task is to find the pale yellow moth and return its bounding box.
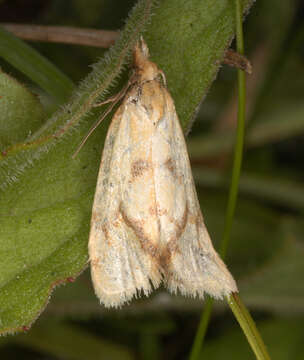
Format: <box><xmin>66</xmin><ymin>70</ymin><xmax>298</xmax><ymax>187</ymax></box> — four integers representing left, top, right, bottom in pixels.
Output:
<box><xmin>88</xmin><ymin>38</ymin><xmax>237</xmax><ymax>307</ymax></box>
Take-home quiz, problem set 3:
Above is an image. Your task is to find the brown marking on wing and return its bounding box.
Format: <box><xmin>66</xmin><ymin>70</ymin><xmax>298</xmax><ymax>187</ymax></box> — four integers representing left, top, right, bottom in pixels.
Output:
<box><xmin>119</xmin><ymin>203</ymin><xmax>161</xmax><ymax>261</ymax></box>
<box><xmin>131</xmin><ymin>159</ymin><xmax>151</xmax><ymax>179</ymax></box>
<box><xmin>101</xmin><ymin>223</ymin><xmax>109</xmax><ymax>238</ymax></box>
<box><xmin>91</xmin><ymin>211</ymin><xmax>99</xmax><ymax>223</ymax></box>
<box><xmin>188</xmin><ymin>215</ymin><xmax>195</xmax><ymax>225</ymax></box>
<box><xmin>140</xmin><ymin>81</ymin><xmax>166</xmax><ymax>120</ymax></box>
<box><xmin>161</xmin><ymin>203</ymin><xmax>188</xmax><ymax>267</ymax></box>
<box><xmin>164</xmin><ymin>158</ymin><xmax>176</xmax><ymax>177</ymax></box>
<box><xmin>149</xmin><ymin>205</ymin><xmax>157</xmax><ymax>216</ymax></box>
<box><xmin>194</xmin><ymin>211</ymin><xmax>204</xmax><ymax>235</ymax></box>
<box><xmin>111</xmin><ymin>209</ymin><xmax>122</xmax><ymax>228</ymax></box>
<box><xmin>158</xmin><ymin>207</ymin><xmax>168</xmax><ymax>216</ymax></box>
<box><xmin>149</xmin><ymin>202</ymin><xmax>168</xmax><ymax>216</ymax></box>
<box><xmin>113</xmin><ymin>220</ymin><xmax>120</xmax><ymax>227</ymax></box>
<box><xmin>164</xmin><ymin>157</ymin><xmax>183</xmax><ymax>184</ymax></box>
<box><xmin>101</xmin><ymin>223</ymin><xmax>113</xmax><ymax>246</ymax></box>
<box><xmin>194</xmin><ymin>211</ymin><xmax>207</xmax><ymax>248</ymax></box>
<box><xmin>90</xmin><ymin>258</ymin><xmax>100</xmax><ymax>267</ymax></box>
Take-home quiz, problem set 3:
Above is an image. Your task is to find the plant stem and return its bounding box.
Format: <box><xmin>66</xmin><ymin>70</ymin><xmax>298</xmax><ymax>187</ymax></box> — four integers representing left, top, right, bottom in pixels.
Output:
<box><xmin>188</xmin><ymin>297</ymin><xmax>214</xmax><ymax>360</ymax></box>
<box><xmin>189</xmin><ymin>0</ymin><xmax>247</xmax><ymax>358</ymax></box>
<box><xmin>228</xmin><ymin>294</ymin><xmax>271</xmax><ymax>360</ymax></box>
<box><xmin>226</xmin><ymin>3</ymin><xmax>271</xmax><ymax>360</ymax></box>
<box><xmin>220</xmin><ymin>0</ymin><xmax>245</xmax><ymax>258</ymax></box>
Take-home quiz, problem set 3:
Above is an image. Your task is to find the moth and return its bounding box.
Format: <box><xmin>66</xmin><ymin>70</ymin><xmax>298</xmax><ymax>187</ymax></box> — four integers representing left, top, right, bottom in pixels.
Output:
<box><xmin>88</xmin><ymin>38</ymin><xmax>237</xmax><ymax>307</ymax></box>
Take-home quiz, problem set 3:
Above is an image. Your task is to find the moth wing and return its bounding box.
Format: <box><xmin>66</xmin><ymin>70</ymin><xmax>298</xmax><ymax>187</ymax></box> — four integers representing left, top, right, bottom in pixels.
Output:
<box><xmin>163</xmin><ymin>106</ymin><xmax>237</xmax><ymax>300</ymax></box>
<box><xmin>89</xmin><ymin>100</ymin><xmax>162</xmax><ymax>308</ymax></box>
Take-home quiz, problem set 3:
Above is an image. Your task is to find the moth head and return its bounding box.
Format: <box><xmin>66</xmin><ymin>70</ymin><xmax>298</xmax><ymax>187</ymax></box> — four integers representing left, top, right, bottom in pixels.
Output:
<box><xmin>133</xmin><ymin>37</ymin><xmax>165</xmax><ymax>84</ymax></box>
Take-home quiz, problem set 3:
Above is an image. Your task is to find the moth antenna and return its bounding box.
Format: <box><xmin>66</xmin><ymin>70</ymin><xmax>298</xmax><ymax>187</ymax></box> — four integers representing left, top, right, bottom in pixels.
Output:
<box><xmin>72</xmin><ymin>81</ymin><xmax>132</xmax><ymax>159</ymax></box>
<box><xmin>72</xmin><ymin>100</ymin><xmax>117</xmax><ymax>159</ymax></box>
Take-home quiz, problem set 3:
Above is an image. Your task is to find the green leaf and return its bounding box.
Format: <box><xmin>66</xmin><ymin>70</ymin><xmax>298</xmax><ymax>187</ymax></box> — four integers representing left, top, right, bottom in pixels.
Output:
<box><xmin>240</xmin><ymin>219</ymin><xmax>304</xmax><ymax>313</ymax></box>
<box><xmin>200</xmin><ymin>318</ymin><xmax>304</xmax><ymax>360</ymax></box>
<box><xmin>12</xmin><ymin>319</ymin><xmax>133</xmax><ymax>360</ymax></box>
<box><xmin>0</xmin><ymin>0</ymin><xmax>254</xmax><ymax>334</ymax></box>
<box><xmin>146</xmin><ymin>0</ymin><xmax>254</xmax><ymax>130</ymax></box>
<box><xmin>0</xmin><ymin>72</ymin><xmax>45</xmax><ymax>148</ymax></box>
<box><xmin>0</xmin><ymin>27</ymin><xmax>74</xmax><ymax>103</ymax></box>
<box><xmin>188</xmin><ymin>103</ymin><xmax>304</xmax><ymax>159</ymax></box>
<box><xmin>193</xmin><ymin>168</ymin><xmax>304</xmax><ymax>212</ymax></box>
<box><xmin>196</xmin><ymin>190</ymin><xmax>281</xmax><ymax>277</ymax></box>
<box><xmin>0</xmin><ymin>0</ymin><xmax>159</xmax><ymax>334</ymax></box>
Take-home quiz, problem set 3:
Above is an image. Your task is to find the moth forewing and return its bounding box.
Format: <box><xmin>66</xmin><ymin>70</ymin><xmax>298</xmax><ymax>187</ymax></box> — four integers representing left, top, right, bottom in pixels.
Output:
<box><xmin>88</xmin><ymin>89</ymin><xmax>163</xmax><ymax>308</ymax></box>
<box><xmin>89</xmin><ymin>38</ymin><xmax>237</xmax><ymax>308</ymax></box>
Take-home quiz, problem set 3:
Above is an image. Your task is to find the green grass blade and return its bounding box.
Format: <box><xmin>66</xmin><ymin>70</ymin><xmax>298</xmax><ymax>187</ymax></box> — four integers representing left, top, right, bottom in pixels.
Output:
<box><xmin>189</xmin><ymin>0</ymin><xmax>249</xmax><ymax>358</ymax></box>
<box><xmin>0</xmin><ymin>27</ymin><xmax>74</xmax><ymax>103</ymax></box>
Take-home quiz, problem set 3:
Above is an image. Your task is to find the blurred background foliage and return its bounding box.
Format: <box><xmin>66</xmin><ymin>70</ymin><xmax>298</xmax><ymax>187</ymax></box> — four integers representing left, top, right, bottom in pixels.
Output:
<box><xmin>0</xmin><ymin>0</ymin><xmax>303</xmax><ymax>359</ymax></box>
